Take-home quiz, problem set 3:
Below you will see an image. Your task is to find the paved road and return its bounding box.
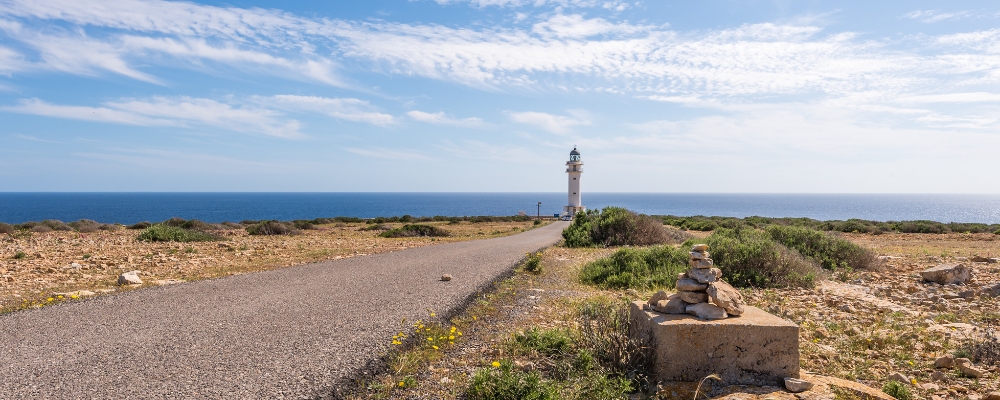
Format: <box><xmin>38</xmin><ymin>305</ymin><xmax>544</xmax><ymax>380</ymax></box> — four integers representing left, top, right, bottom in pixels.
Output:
<box><xmin>0</xmin><ymin>222</ymin><xmax>568</xmax><ymax>399</ymax></box>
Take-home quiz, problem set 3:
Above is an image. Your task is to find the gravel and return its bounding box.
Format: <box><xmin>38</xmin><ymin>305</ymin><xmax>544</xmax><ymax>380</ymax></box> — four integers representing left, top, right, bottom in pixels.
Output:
<box><xmin>0</xmin><ymin>221</ymin><xmax>568</xmax><ymax>399</ymax></box>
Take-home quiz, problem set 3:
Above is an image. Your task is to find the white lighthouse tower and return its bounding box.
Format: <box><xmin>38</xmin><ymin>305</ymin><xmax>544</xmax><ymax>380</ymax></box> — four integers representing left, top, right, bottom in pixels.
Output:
<box><xmin>563</xmin><ymin>147</ymin><xmax>586</xmax><ymax>216</ymax></box>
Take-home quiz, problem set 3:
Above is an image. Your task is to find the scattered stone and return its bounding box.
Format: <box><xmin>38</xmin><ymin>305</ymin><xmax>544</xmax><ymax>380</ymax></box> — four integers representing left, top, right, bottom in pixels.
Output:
<box><xmin>983</xmin><ymin>283</ymin><xmax>1000</xmax><ymax>298</ymax></box>
<box><xmin>984</xmin><ymin>391</ymin><xmax>1000</xmax><ymax>400</ymax></box>
<box><xmin>814</xmin><ymin>327</ymin><xmax>829</xmax><ymax>339</ymax></box>
<box><xmin>676</xmin><ymin>278</ymin><xmax>708</xmax><ymax>292</ymax></box>
<box><xmin>784</xmin><ymin>377</ymin><xmax>814</xmax><ymax>393</ymax></box>
<box><xmin>935</xmin><ymin>355</ymin><xmax>955</xmax><ymax>369</ymax></box>
<box><xmin>649</xmin><ymin>290</ymin><xmax>670</xmax><ymax>306</ymax></box>
<box><xmin>930</xmin><ymin>371</ymin><xmax>948</xmax><ymax>381</ymax></box>
<box><xmin>686</xmin><ymin>302</ymin><xmax>727</xmax><ymax>320</ymax></box>
<box><xmin>959</xmin><ymin>290</ymin><xmax>977</xmax><ymax>299</ymax></box>
<box><xmin>152</xmin><ymin>279</ymin><xmax>184</xmax><ymax>286</ymax></box>
<box><xmin>970</xmin><ymin>256</ymin><xmax>992</xmax><ymax>263</ymax></box>
<box><xmin>839</xmin><ymin>304</ymin><xmax>857</xmax><ymax>313</ymax></box>
<box><xmin>440</xmin><ymin>274</ymin><xmax>452</xmax><ymax>281</ymax></box>
<box><xmin>439</xmin><ymin>376</ymin><xmax>453</xmax><ymax>384</ymax></box>
<box><xmin>920</xmin><ymin>264</ymin><xmax>972</xmax><ymax>285</ymax></box>
<box><xmin>959</xmin><ymin>363</ymin><xmax>985</xmax><ymax>378</ymax></box>
<box><xmin>921</xmin><ymin>383</ymin><xmax>940</xmax><ymax>391</ymax></box>
<box><xmin>117</xmin><ymin>270</ymin><xmax>142</xmax><ymax>285</ymax></box>
<box><xmin>707</xmin><ymin>280</ymin><xmax>745</xmax><ymax>316</ymax></box>
<box><xmin>888</xmin><ymin>372</ymin><xmax>912</xmax><ymax>385</ymax></box>
<box><xmin>679</xmin><ymin>291</ymin><xmax>708</xmax><ymax>304</ymax></box>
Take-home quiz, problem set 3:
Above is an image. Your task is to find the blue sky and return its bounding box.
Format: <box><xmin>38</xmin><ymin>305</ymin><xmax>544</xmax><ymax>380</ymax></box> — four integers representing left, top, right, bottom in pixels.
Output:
<box><xmin>2</xmin><ymin>0</ymin><xmax>1000</xmax><ymax>193</ymax></box>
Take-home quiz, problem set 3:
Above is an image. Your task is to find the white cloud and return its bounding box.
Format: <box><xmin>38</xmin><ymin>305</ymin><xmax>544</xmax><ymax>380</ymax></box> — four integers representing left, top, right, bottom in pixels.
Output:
<box><xmin>0</xmin><ymin>45</ymin><xmax>27</xmax><ymax>74</ymax></box>
<box><xmin>346</xmin><ymin>147</ymin><xmax>432</xmax><ymax>161</ymax></box>
<box><xmin>2</xmin><ymin>97</ymin><xmax>303</xmax><ymax>138</ymax></box>
<box><xmin>904</xmin><ymin>10</ymin><xmax>981</xmax><ymax>23</ymax></box>
<box><xmin>507</xmin><ymin>110</ymin><xmax>589</xmax><ymax>134</ymax></box>
<box><xmin>406</xmin><ymin>110</ymin><xmax>484</xmax><ymax>127</ymax></box>
<box><xmin>265</xmin><ymin>95</ymin><xmax>395</xmax><ymax>126</ymax></box>
<box><xmin>434</xmin><ymin>0</ymin><xmax>632</xmax><ymax>9</ymax></box>
<box><xmin>531</xmin><ymin>13</ymin><xmax>647</xmax><ymax>38</ymax></box>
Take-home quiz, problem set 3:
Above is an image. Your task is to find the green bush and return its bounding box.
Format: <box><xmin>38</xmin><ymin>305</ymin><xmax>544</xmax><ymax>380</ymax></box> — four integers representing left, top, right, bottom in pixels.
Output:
<box><xmin>686</xmin><ymin>227</ymin><xmax>821</xmax><ymax>288</ymax></box>
<box><xmin>246</xmin><ymin>220</ymin><xmax>299</xmax><ymax>236</ymax></box>
<box><xmin>0</xmin><ymin>223</ymin><xmax>14</xmax><ymax>234</ymax></box>
<box><xmin>13</xmin><ymin>251</ymin><xmax>27</xmax><ymax>259</ymax></box>
<box><xmin>137</xmin><ymin>225</ymin><xmax>218</xmax><ymax>242</ymax></box>
<box><xmin>69</xmin><ymin>219</ymin><xmax>103</xmax><ymax>233</ymax></box>
<box><xmin>882</xmin><ymin>380</ymin><xmax>912</xmax><ymax>400</ymax></box>
<box><xmin>524</xmin><ymin>251</ymin><xmax>543</xmax><ymax>273</ymax></box>
<box><xmin>765</xmin><ymin>225</ymin><xmax>879</xmax><ymax>270</ymax></box>
<box><xmin>513</xmin><ymin>328</ymin><xmax>573</xmax><ymax>356</ymax></box>
<box><xmin>579</xmin><ymin>246</ymin><xmax>688</xmax><ymax>290</ymax></box>
<box><xmin>563</xmin><ymin>207</ymin><xmax>674</xmax><ymax>248</ymax></box>
<box><xmin>41</xmin><ymin>220</ymin><xmax>74</xmax><ymax>231</ymax></box>
<box><xmin>466</xmin><ymin>359</ymin><xmax>560</xmax><ymax>400</ymax></box>
<box><xmin>379</xmin><ymin>224</ymin><xmax>450</xmax><ymax>238</ymax></box>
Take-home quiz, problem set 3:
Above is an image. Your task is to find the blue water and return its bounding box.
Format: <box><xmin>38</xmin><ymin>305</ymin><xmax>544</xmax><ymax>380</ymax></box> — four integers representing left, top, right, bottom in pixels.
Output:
<box><xmin>1</xmin><ymin>193</ymin><xmax>999</xmax><ymax>224</ymax></box>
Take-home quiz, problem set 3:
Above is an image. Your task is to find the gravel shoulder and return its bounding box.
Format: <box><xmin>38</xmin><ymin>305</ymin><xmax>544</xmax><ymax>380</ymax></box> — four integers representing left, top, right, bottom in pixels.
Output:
<box><xmin>0</xmin><ymin>221</ymin><xmax>569</xmax><ymax>399</ymax></box>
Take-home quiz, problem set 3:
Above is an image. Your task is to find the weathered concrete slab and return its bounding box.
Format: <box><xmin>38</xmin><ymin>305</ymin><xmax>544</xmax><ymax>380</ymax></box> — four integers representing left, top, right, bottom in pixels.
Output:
<box><xmin>630</xmin><ymin>301</ymin><xmax>799</xmax><ymax>386</ymax></box>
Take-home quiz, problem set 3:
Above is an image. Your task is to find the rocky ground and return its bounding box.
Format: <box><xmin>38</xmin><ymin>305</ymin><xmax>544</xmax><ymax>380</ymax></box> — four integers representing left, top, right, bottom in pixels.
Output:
<box><xmin>0</xmin><ymin>221</ymin><xmax>543</xmax><ymax>314</ymax></box>
<box><xmin>358</xmin><ymin>231</ymin><xmax>1000</xmax><ymax>400</ymax></box>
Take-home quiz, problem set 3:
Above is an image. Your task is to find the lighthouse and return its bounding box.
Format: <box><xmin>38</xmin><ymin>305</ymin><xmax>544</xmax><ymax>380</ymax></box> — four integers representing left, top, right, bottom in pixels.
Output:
<box><xmin>563</xmin><ymin>147</ymin><xmax>586</xmax><ymax>216</ymax></box>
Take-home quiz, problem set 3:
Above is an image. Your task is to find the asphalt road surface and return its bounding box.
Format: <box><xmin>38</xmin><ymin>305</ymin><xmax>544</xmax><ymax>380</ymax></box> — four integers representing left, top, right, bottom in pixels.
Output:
<box><xmin>0</xmin><ymin>221</ymin><xmax>568</xmax><ymax>399</ymax></box>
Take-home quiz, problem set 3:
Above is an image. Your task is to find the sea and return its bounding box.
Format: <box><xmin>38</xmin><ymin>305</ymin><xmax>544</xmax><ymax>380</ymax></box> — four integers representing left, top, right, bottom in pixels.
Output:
<box><xmin>1</xmin><ymin>193</ymin><xmax>999</xmax><ymax>225</ymax></box>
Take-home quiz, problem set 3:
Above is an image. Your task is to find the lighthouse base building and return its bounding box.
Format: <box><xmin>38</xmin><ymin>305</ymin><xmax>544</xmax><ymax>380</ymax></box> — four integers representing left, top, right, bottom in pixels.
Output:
<box><xmin>564</xmin><ymin>147</ymin><xmax>586</xmax><ymax>217</ymax></box>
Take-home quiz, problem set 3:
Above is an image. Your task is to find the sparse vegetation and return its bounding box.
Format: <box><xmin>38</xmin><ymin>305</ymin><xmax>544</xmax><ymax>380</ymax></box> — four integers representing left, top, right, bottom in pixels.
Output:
<box><xmin>13</xmin><ymin>251</ymin><xmax>27</xmax><ymax>260</ymax></box>
<box><xmin>563</xmin><ymin>207</ymin><xmax>677</xmax><ymax>248</ymax></box>
<box><xmin>765</xmin><ymin>225</ymin><xmax>880</xmax><ymax>271</ymax></box>
<box><xmin>881</xmin><ymin>380</ymin><xmax>912</xmax><ymax>400</ymax></box>
<box><xmin>128</xmin><ymin>221</ymin><xmax>153</xmax><ymax>229</ymax></box>
<box><xmin>523</xmin><ymin>251</ymin><xmax>543</xmax><ymax>273</ymax></box>
<box><xmin>661</xmin><ymin>215</ymin><xmax>1000</xmax><ymax>235</ymax></box>
<box><xmin>380</xmin><ymin>224</ymin><xmax>450</xmax><ymax>238</ymax></box>
<box><xmin>466</xmin><ymin>359</ymin><xmax>560</xmax><ymax>400</ymax></box>
<box><xmin>137</xmin><ymin>224</ymin><xmax>218</xmax><ymax>242</ymax></box>
<box><xmin>0</xmin><ymin>223</ymin><xmax>15</xmax><ymax>234</ymax></box>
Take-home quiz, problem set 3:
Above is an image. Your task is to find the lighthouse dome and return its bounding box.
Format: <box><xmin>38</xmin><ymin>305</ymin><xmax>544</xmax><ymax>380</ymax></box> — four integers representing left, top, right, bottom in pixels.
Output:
<box><xmin>570</xmin><ymin>148</ymin><xmax>580</xmax><ymax>156</ymax></box>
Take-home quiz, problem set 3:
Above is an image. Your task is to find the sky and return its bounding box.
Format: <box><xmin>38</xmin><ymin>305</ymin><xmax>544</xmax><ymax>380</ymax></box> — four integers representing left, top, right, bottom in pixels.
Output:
<box><xmin>1</xmin><ymin>0</ymin><xmax>1000</xmax><ymax>193</ymax></box>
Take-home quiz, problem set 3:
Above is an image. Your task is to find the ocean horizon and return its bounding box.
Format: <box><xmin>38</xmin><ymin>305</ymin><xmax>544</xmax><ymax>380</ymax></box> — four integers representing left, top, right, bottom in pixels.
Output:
<box><xmin>2</xmin><ymin>192</ymin><xmax>1000</xmax><ymax>225</ymax></box>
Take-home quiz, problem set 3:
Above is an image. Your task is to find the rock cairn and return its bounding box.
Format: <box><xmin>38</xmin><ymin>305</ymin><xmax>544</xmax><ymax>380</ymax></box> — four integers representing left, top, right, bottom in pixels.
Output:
<box><xmin>647</xmin><ymin>244</ymin><xmax>745</xmax><ymax>320</ymax></box>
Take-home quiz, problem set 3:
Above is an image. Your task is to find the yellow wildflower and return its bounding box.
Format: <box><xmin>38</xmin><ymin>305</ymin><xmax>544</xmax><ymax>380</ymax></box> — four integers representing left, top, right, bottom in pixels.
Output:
<box><xmin>428</xmin><ymin>337</ymin><xmax>433</xmax><ymax>341</ymax></box>
<box><xmin>57</xmin><ymin>295</ymin><xmax>64</xmax><ymax>299</ymax></box>
<box><xmin>448</xmin><ymin>335</ymin><xmax>455</xmax><ymax>340</ymax></box>
<box><xmin>491</xmin><ymin>361</ymin><xmax>500</xmax><ymax>367</ymax></box>
<box><xmin>398</xmin><ymin>381</ymin><xmax>405</xmax><ymax>387</ymax></box>
<box><xmin>46</xmin><ymin>297</ymin><xmax>54</xmax><ymax>302</ymax></box>
<box><xmin>432</xmin><ymin>345</ymin><xmax>439</xmax><ymax>350</ymax></box>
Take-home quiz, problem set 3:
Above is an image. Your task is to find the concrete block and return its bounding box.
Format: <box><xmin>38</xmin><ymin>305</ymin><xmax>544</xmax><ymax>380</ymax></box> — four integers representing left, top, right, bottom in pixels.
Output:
<box><xmin>630</xmin><ymin>301</ymin><xmax>799</xmax><ymax>386</ymax></box>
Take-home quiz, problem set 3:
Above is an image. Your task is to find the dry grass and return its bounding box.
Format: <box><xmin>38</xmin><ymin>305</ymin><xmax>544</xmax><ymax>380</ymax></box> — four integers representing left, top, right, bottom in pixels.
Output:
<box><xmin>0</xmin><ymin>220</ymin><xmax>546</xmax><ymax>314</ymax></box>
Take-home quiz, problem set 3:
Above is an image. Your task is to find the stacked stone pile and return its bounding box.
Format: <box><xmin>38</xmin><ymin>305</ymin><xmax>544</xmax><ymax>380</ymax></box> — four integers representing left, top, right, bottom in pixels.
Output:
<box><xmin>647</xmin><ymin>244</ymin><xmax>746</xmax><ymax>320</ymax></box>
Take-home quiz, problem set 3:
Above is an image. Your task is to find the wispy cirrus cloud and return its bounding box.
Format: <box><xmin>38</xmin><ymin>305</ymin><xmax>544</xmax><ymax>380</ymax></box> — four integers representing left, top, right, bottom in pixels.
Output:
<box><xmin>2</xmin><ymin>97</ymin><xmax>304</xmax><ymax>138</ymax></box>
<box><xmin>903</xmin><ymin>9</ymin><xmax>1000</xmax><ymax>23</ymax></box>
<box><xmin>434</xmin><ymin>0</ymin><xmax>632</xmax><ymax>10</ymax></box>
<box><xmin>264</xmin><ymin>95</ymin><xmax>395</xmax><ymax>126</ymax></box>
<box><xmin>507</xmin><ymin>110</ymin><xmax>589</xmax><ymax>134</ymax></box>
<box><xmin>406</xmin><ymin>110</ymin><xmax>484</xmax><ymax>128</ymax></box>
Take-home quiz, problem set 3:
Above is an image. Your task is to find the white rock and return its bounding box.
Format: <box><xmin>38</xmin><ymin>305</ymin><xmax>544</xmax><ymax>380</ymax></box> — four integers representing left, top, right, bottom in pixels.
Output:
<box><xmin>689</xmin><ymin>251</ymin><xmax>710</xmax><ymax>260</ymax></box>
<box><xmin>689</xmin><ymin>259</ymin><xmax>714</xmax><ymax>269</ymax></box>
<box><xmin>441</xmin><ymin>274</ymin><xmax>452</xmax><ymax>281</ymax></box>
<box><xmin>649</xmin><ymin>290</ymin><xmax>670</xmax><ymax>305</ymax></box>
<box><xmin>686</xmin><ymin>302</ymin><xmax>727</xmax><ymax>320</ymax></box>
<box><xmin>663</xmin><ymin>298</ymin><xmax>687</xmax><ymax>314</ymax></box>
<box><xmin>920</xmin><ymin>264</ymin><xmax>972</xmax><ymax>285</ymax></box>
<box><xmin>935</xmin><ymin>355</ymin><xmax>954</xmax><ymax>368</ymax></box>
<box><xmin>117</xmin><ymin>271</ymin><xmax>142</xmax><ymax>285</ymax></box>
<box><xmin>888</xmin><ymin>372</ymin><xmax>912</xmax><ymax>385</ymax></box>
<box><xmin>784</xmin><ymin>377</ymin><xmax>814</xmax><ymax>393</ymax></box>
<box><xmin>692</xmin><ymin>244</ymin><xmax>708</xmax><ymax>252</ymax></box>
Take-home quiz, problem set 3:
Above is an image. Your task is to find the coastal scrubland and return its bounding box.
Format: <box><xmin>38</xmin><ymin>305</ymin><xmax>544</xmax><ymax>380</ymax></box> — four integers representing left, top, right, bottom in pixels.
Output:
<box><xmin>356</xmin><ymin>209</ymin><xmax>1000</xmax><ymax>400</ymax></box>
<box><xmin>0</xmin><ymin>218</ymin><xmax>545</xmax><ymax>314</ymax></box>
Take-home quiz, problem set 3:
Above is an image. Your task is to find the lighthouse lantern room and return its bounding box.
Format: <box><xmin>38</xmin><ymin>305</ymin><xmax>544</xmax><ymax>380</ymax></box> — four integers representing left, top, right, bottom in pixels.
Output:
<box><xmin>563</xmin><ymin>147</ymin><xmax>586</xmax><ymax>217</ymax></box>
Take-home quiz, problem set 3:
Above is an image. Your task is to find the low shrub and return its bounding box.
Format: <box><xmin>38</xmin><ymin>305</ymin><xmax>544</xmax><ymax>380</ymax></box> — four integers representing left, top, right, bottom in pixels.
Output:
<box><xmin>137</xmin><ymin>225</ymin><xmax>218</xmax><ymax>242</ymax></box>
<box><xmin>30</xmin><ymin>225</ymin><xmax>53</xmax><ymax>233</ymax></box>
<box><xmin>564</xmin><ymin>207</ymin><xmax>672</xmax><ymax>247</ymax></box>
<box><xmin>0</xmin><ymin>223</ymin><xmax>14</xmax><ymax>234</ymax></box>
<box><xmin>765</xmin><ymin>225</ymin><xmax>879</xmax><ymax>270</ymax></box>
<box><xmin>579</xmin><ymin>246</ymin><xmax>688</xmax><ymax>290</ymax></box>
<box><xmin>882</xmin><ymin>380</ymin><xmax>912</xmax><ymax>400</ymax></box>
<box><xmin>961</xmin><ymin>332</ymin><xmax>1000</xmax><ymax>366</ymax></box>
<box><xmin>513</xmin><ymin>327</ymin><xmax>573</xmax><ymax>356</ymax></box>
<box><xmin>13</xmin><ymin>251</ymin><xmax>27</xmax><ymax>259</ymax></box>
<box><xmin>362</xmin><ymin>223</ymin><xmax>392</xmax><ymax>231</ymax></box>
<box><xmin>523</xmin><ymin>251</ymin><xmax>543</xmax><ymax>273</ymax></box>
<box><xmin>379</xmin><ymin>224</ymin><xmax>450</xmax><ymax>238</ymax></box>
<box><xmin>246</xmin><ymin>220</ymin><xmax>300</xmax><ymax>236</ymax></box>
<box><xmin>220</xmin><ymin>222</ymin><xmax>243</xmax><ymax>229</ymax></box>
<box><xmin>69</xmin><ymin>219</ymin><xmax>103</xmax><ymax>233</ymax></box>
<box><xmin>576</xmin><ymin>298</ymin><xmax>654</xmax><ymax>389</ymax></box>
<box><xmin>465</xmin><ymin>359</ymin><xmax>559</xmax><ymax>400</ymax></box>
<box><xmin>292</xmin><ymin>220</ymin><xmax>315</xmax><ymax>230</ymax></box>
<box><xmin>128</xmin><ymin>221</ymin><xmax>152</xmax><ymax>229</ymax></box>
<box><xmin>42</xmin><ymin>220</ymin><xmax>74</xmax><ymax>231</ymax></box>
<box><xmin>686</xmin><ymin>227</ymin><xmax>822</xmax><ymax>288</ymax></box>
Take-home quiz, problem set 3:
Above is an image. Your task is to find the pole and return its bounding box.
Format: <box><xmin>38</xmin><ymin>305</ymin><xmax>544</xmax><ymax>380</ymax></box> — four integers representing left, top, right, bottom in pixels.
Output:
<box><xmin>537</xmin><ymin>202</ymin><xmax>541</xmax><ymax>220</ymax></box>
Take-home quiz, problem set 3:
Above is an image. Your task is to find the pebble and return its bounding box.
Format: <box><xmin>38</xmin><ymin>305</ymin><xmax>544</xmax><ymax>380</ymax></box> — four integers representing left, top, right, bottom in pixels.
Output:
<box><xmin>441</xmin><ymin>274</ymin><xmax>452</xmax><ymax>281</ymax></box>
<box><xmin>783</xmin><ymin>377</ymin><xmax>813</xmax><ymax>393</ymax></box>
